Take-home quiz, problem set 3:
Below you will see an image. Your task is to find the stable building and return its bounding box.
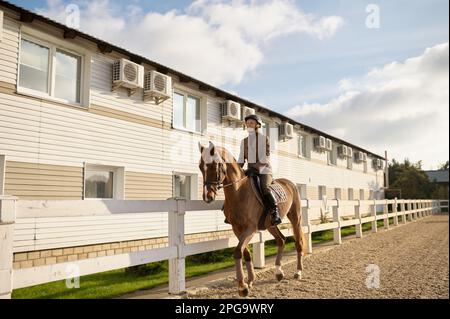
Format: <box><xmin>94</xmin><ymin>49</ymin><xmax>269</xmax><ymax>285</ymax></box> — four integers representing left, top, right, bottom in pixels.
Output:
<box><xmin>0</xmin><ymin>1</ymin><xmax>387</xmax><ymax>269</ymax></box>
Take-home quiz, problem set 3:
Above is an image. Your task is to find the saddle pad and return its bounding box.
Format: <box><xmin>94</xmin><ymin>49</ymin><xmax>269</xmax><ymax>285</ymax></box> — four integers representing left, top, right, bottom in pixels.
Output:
<box><xmin>268</xmin><ymin>182</ymin><xmax>288</xmax><ymax>204</ymax></box>
<box><xmin>250</xmin><ymin>178</ymin><xmax>287</xmax><ymax>207</ymax></box>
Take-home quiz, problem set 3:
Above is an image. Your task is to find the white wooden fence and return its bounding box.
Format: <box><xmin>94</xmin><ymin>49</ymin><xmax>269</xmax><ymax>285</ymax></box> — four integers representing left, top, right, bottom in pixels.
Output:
<box><xmin>0</xmin><ymin>196</ymin><xmax>447</xmax><ymax>298</ymax></box>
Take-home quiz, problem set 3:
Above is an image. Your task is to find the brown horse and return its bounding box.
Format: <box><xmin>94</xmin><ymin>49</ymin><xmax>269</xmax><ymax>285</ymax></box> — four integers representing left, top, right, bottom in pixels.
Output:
<box><xmin>198</xmin><ymin>141</ymin><xmax>306</xmax><ymax>297</ymax></box>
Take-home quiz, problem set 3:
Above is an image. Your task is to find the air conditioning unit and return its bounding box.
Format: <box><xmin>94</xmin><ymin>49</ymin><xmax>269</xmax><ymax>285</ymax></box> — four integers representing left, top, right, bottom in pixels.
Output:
<box><xmin>279</xmin><ymin>122</ymin><xmax>294</xmax><ymax>140</ymax></box>
<box><xmin>347</xmin><ymin>147</ymin><xmax>353</xmax><ymax>158</ymax></box>
<box><xmin>355</xmin><ymin>151</ymin><xmax>366</xmax><ymax>162</ymax></box>
<box><xmin>314</xmin><ymin>136</ymin><xmax>326</xmax><ymax>150</ymax></box>
<box><xmin>325</xmin><ymin>138</ymin><xmax>332</xmax><ymax>151</ymax></box>
<box><xmin>372</xmin><ymin>158</ymin><xmax>383</xmax><ymax>170</ymax></box>
<box><xmin>144</xmin><ymin>70</ymin><xmax>172</xmax><ymax>103</ymax></box>
<box><xmin>241</xmin><ymin>106</ymin><xmax>255</xmax><ymax>121</ymax></box>
<box><xmin>338</xmin><ymin>145</ymin><xmax>348</xmax><ymax>157</ymax></box>
<box><xmin>112</xmin><ymin>58</ymin><xmax>144</xmax><ymax>90</ymax></box>
<box><xmin>222</xmin><ymin>100</ymin><xmax>241</xmax><ymax>121</ymax></box>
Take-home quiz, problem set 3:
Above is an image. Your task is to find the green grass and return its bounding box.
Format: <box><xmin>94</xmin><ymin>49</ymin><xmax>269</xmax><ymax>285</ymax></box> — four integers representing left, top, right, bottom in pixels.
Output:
<box><xmin>11</xmin><ymin>219</ymin><xmax>389</xmax><ymax>299</ymax></box>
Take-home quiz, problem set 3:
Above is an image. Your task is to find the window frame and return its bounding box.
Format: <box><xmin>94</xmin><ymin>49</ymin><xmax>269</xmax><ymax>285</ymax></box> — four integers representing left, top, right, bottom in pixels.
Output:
<box><xmin>297</xmin><ymin>133</ymin><xmax>308</xmax><ymax>158</ymax></box>
<box><xmin>348</xmin><ymin>188</ymin><xmax>354</xmax><ymax>200</ymax></box>
<box><xmin>347</xmin><ymin>156</ymin><xmax>353</xmax><ymax>170</ymax></box>
<box><xmin>172</xmin><ymin>172</ymin><xmax>198</xmax><ymax>200</ymax></box>
<box><xmin>334</xmin><ymin>188</ymin><xmax>342</xmax><ymax>200</ymax></box>
<box><xmin>359</xmin><ymin>189</ymin><xmax>365</xmax><ymax>200</ymax></box>
<box><xmin>318</xmin><ymin>185</ymin><xmax>327</xmax><ymax>200</ymax></box>
<box><xmin>172</xmin><ymin>87</ymin><xmax>203</xmax><ymax>134</ymax></box>
<box><xmin>17</xmin><ymin>27</ymin><xmax>91</xmax><ymax>108</ymax></box>
<box><xmin>83</xmin><ymin>163</ymin><xmax>124</xmax><ymax>200</ymax></box>
<box><xmin>296</xmin><ymin>183</ymin><xmax>307</xmax><ymax>199</ymax></box>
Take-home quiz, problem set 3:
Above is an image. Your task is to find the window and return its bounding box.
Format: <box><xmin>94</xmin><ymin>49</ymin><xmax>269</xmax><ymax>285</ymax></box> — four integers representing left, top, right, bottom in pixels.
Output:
<box><xmin>363</xmin><ymin>161</ymin><xmax>368</xmax><ymax>173</ymax></box>
<box><xmin>298</xmin><ymin>134</ymin><xmax>307</xmax><ymax>158</ymax></box>
<box><xmin>173</xmin><ymin>91</ymin><xmax>201</xmax><ymax>133</ymax></box>
<box><xmin>328</xmin><ymin>145</ymin><xmax>337</xmax><ymax>165</ymax></box>
<box><xmin>84</xmin><ymin>164</ymin><xmax>124</xmax><ymax>199</ymax></box>
<box><xmin>359</xmin><ymin>189</ymin><xmax>365</xmax><ymax>200</ymax></box>
<box><xmin>369</xmin><ymin>190</ymin><xmax>374</xmax><ymax>200</ymax></box>
<box><xmin>18</xmin><ymin>36</ymin><xmax>83</xmax><ymax>104</ymax></box>
<box><xmin>261</xmin><ymin>121</ymin><xmax>268</xmax><ymax>137</ymax></box>
<box><xmin>18</xmin><ymin>39</ymin><xmax>49</xmax><ymax>93</ymax></box>
<box><xmin>55</xmin><ymin>49</ymin><xmax>81</xmax><ymax>103</ymax></box>
<box><xmin>347</xmin><ymin>156</ymin><xmax>353</xmax><ymax>169</ymax></box>
<box><xmin>297</xmin><ymin>184</ymin><xmax>307</xmax><ymax>199</ymax></box>
<box><xmin>348</xmin><ymin>188</ymin><xmax>354</xmax><ymax>200</ymax></box>
<box><xmin>334</xmin><ymin>188</ymin><xmax>341</xmax><ymax>200</ymax></box>
<box><xmin>173</xmin><ymin>174</ymin><xmax>192</xmax><ymax>199</ymax></box>
<box><xmin>85</xmin><ymin>170</ymin><xmax>113</xmax><ymax>199</ymax></box>
<box><xmin>318</xmin><ymin>185</ymin><xmax>327</xmax><ymax>200</ymax></box>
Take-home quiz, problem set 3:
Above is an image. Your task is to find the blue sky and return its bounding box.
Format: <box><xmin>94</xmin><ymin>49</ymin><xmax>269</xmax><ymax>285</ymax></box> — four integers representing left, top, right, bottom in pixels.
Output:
<box><xmin>9</xmin><ymin>0</ymin><xmax>449</xmax><ymax>168</ymax></box>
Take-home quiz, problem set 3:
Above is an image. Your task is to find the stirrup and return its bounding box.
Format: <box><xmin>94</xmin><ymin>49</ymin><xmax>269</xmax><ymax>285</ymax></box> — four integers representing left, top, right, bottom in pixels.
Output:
<box><xmin>270</xmin><ymin>208</ymin><xmax>282</xmax><ymax>225</ymax></box>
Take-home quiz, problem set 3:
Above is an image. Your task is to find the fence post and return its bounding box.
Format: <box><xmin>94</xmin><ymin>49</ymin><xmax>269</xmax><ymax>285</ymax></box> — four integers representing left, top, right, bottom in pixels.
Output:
<box><xmin>417</xmin><ymin>201</ymin><xmax>423</xmax><ymax>218</ymax></box>
<box><xmin>303</xmin><ymin>200</ymin><xmax>313</xmax><ymax>254</ymax></box>
<box><xmin>168</xmin><ymin>199</ymin><xmax>186</xmax><ymax>295</ymax></box>
<box><xmin>383</xmin><ymin>199</ymin><xmax>389</xmax><ymax>230</ymax></box>
<box><xmin>333</xmin><ymin>200</ymin><xmax>342</xmax><ymax>245</ymax></box>
<box><xmin>414</xmin><ymin>202</ymin><xmax>418</xmax><ymax>219</ymax></box>
<box><xmin>252</xmin><ymin>232</ymin><xmax>265</xmax><ymax>269</ymax></box>
<box><xmin>0</xmin><ymin>196</ymin><xmax>17</xmax><ymax>299</ymax></box>
<box><xmin>393</xmin><ymin>198</ymin><xmax>398</xmax><ymax>226</ymax></box>
<box><xmin>371</xmin><ymin>199</ymin><xmax>378</xmax><ymax>233</ymax></box>
<box><xmin>355</xmin><ymin>200</ymin><xmax>362</xmax><ymax>238</ymax></box>
<box><xmin>407</xmin><ymin>201</ymin><xmax>413</xmax><ymax>221</ymax></box>
<box><xmin>400</xmin><ymin>200</ymin><xmax>406</xmax><ymax>224</ymax></box>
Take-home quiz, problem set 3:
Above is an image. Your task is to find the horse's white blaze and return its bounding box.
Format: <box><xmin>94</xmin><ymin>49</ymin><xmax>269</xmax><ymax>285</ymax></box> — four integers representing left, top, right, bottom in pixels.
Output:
<box><xmin>275</xmin><ymin>265</ymin><xmax>284</xmax><ymax>275</ymax></box>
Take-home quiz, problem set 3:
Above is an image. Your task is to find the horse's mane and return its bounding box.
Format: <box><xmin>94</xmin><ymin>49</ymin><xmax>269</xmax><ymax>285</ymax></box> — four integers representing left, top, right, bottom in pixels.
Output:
<box><xmin>215</xmin><ymin>146</ymin><xmax>244</xmax><ymax>173</ymax></box>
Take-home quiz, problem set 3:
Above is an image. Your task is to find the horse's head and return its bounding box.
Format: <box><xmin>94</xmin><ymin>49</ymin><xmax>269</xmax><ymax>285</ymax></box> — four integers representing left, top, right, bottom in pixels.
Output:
<box><xmin>198</xmin><ymin>141</ymin><xmax>227</xmax><ymax>203</ymax></box>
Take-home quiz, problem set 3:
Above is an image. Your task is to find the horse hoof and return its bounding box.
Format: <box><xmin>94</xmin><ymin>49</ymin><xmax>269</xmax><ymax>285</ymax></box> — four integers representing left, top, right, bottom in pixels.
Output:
<box><xmin>276</xmin><ymin>273</ymin><xmax>284</xmax><ymax>281</ymax></box>
<box><xmin>294</xmin><ymin>272</ymin><xmax>302</xmax><ymax>280</ymax></box>
<box><xmin>238</xmin><ymin>287</ymin><xmax>249</xmax><ymax>297</ymax></box>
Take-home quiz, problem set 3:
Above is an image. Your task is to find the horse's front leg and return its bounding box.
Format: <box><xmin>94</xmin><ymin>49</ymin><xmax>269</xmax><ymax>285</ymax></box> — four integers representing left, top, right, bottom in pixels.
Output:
<box><xmin>234</xmin><ymin>231</ymin><xmax>255</xmax><ymax>297</ymax></box>
<box><xmin>243</xmin><ymin>247</ymin><xmax>255</xmax><ymax>288</ymax></box>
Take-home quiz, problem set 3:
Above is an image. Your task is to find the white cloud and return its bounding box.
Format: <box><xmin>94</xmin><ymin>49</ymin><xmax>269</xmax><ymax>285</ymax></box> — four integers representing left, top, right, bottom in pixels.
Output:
<box><xmin>285</xmin><ymin>42</ymin><xmax>449</xmax><ymax>169</ymax></box>
<box><xmin>36</xmin><ymin>0</ymin><xmax>343</xmax><ymax>86</ymax></box>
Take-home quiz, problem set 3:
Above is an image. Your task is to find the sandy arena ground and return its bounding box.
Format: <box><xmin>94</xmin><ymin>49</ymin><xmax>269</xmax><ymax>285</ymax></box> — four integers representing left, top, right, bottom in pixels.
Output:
<box><xmin>187</xmin><ymin>213</ymin><xmax>449</xmax><ymax>299</ymax></box>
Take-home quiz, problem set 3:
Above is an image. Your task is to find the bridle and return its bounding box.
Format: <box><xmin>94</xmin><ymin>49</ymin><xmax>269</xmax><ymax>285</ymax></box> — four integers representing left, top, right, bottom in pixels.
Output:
<box><xmin>203</xmin><ymin>160</ymin><xmax>248</xmax><ymax>190</ymax></box>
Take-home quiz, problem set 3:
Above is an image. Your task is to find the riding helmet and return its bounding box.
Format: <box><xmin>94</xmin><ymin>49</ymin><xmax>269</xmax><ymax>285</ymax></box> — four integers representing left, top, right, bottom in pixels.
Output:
<box><xmin>244</xmin><ymin>114</ymin><xmax>262</xmax><ymax>126</ymax></box>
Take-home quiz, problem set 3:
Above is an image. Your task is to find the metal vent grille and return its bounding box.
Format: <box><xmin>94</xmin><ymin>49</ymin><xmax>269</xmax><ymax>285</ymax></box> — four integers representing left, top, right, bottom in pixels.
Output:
<box><xmin>123</xmin><ymin>63</ymin><xmax>137</xmax><ymax>82</ymax></box>
<box><xmin>154</xmin><ymin>74</ymin><xmax>166</xmax><ymax>92</ymax></box>
<box><xmin>230</xmin><ymin>103</ymin><xmax>238</xmax><ymax>116</ymax></box>
<box><xmin>112</xmin><ymin>61</ymin><xmax>121</xmax><ymax>82</ymax></box>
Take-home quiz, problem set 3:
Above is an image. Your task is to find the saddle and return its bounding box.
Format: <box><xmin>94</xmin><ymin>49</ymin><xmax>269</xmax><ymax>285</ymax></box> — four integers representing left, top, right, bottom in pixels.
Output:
<box><xmin>249</xmin><ymin>174</ymin><xmax>288</xmax><ymax>230</ymax></box>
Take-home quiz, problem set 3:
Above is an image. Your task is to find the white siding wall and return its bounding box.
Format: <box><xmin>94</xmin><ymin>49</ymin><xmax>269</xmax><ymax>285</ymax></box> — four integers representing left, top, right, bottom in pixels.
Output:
<box><xmin>0</xmin><ymin>13</ymin><xmax>385</xmax><ymax>200</ymax></box>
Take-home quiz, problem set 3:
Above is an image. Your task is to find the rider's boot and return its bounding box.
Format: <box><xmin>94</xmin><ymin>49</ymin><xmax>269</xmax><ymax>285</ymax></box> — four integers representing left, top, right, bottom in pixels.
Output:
<box><xmin>264</xmin><ymin>192</ymin><xmax>282</xmax><ymax>226</ymax></box>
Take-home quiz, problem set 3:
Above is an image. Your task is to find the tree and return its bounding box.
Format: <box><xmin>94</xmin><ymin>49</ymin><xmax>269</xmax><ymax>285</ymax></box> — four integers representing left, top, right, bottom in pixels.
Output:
<box><xmin>438</xmin><ymin>161</ymin><xmax>449</xmax><ymax>170</ymax></box>
<box><xmin>387</xmin><ymin>158</ymin><xmax>434</xmax><ymax>199</ymax></box>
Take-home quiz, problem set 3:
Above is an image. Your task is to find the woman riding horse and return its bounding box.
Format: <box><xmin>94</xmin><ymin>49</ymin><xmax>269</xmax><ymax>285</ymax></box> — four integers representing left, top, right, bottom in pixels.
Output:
<box><xmin>229</xmin><ymin>114</ymin><xmax>282</xmax><ymax>226</ymax></box>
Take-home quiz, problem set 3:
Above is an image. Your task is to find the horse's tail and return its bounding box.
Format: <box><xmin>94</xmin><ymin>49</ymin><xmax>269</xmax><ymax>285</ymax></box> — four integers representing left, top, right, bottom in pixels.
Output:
<box><xmin>291</xmin><ymin>181</ymin><xmax>306</xmax><ymax>254</ymax></box>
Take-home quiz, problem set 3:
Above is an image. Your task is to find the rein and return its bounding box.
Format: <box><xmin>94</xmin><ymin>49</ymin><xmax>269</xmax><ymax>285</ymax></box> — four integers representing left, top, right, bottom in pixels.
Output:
<box><xmin>203</xmin><ymin>161</ymin><xmax>248</xmax><ymax>190</ymax></box>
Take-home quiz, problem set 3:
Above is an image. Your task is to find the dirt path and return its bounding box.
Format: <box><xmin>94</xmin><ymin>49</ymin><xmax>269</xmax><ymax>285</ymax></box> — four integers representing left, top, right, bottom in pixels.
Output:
<box><xmin>188</xmin><ymin>214</ymin><xmax>449</xmax><ymax>299</ymax></box>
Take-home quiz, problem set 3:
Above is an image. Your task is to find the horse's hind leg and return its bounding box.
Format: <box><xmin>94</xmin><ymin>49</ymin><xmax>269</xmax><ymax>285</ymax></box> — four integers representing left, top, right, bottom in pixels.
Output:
<box><xmin>287</xmin><ymin>206</ymin><xmax>305</xmax><ymax>280</ymax></box>
<box><xmin>267</xmin><ymin>226</ymin><xmax>286</xmax><ymax>281</ymax></box>
<box><xmin>243</xmin><ymin>247</ymin><xmax>255</xmax><ymax>288</ymax></box>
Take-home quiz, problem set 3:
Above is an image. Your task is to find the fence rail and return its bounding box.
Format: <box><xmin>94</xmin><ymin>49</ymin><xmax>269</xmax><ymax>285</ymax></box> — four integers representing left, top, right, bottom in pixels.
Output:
<box><xmin>0</xmin><ymin>196</ymin><xmax>447</xmax><ymax>298</ymax></box>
